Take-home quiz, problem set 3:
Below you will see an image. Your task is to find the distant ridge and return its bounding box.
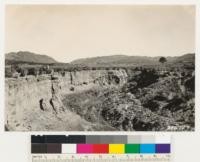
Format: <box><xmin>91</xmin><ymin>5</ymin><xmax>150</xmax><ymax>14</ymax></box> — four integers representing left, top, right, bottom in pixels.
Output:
<box><xmin>5</xmin><ymin>51</ymin><xmax>57</xmax><ymax>64</ymax></box>
<box><xmin>5</xmin><ymin>51</ymin><xmax>194</xmax><ymax>66</ymax></box>
<box><xmin>175</xmin><ymin>53</ymin><xmax>195</xmax><ymax>63</ymax></box>
<box><xmin>71</xmin><ymin>53</ymin><xmax>195</xmax><ymax>66</ymax></box>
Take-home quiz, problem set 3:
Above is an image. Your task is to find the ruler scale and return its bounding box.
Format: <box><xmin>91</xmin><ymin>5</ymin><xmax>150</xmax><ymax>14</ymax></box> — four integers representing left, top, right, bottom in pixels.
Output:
<box><xmin>32</xmin><ymin>154</ymin><xmax>170</xmax><ymax>162</ymax></box>
<box><xmin>31</xmin><ymin>135</ymin><xmax>171</xmax><ymax>162</ymax></box>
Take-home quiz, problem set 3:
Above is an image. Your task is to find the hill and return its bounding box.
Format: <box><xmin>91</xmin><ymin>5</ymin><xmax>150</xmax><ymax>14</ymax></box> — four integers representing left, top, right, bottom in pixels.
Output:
<box><xmin>71</xmin><ymin>54</ymin><xmax>195</xmax><ymax>66</ymax></box>
<box><xmin>71</xmin><ymin>55</ymin><xmax>157</xmax><ymax>65</ymax></box>
<box><xmin>5</xmin><ymin>51</ymin><xmax>57</xmax><ymax>64</ymax></box>
<box><xmin>174</xmin><ymin>53</ymin><xmax>195</xmax><ymax>63</ymax></box>
<box><xmin>5</xmin><ymin>51</ymin><xmax>194</xmax><ymax>67</ymax></box>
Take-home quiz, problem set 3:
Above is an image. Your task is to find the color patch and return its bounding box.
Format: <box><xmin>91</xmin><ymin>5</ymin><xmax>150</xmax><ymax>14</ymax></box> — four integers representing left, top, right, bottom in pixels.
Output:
<box><xmin>99</xmin><ymin>136</ymin><xmax>115</xmax><ymax>144</ymax></box>
<box><xmin>77</xmin><ymin>144</ymin><xmax>93</xmax><ymax>153</ymax></box>
<box><xmin>140</xmin><ymin>144</ymin><xmax>155</xmax><ymax>154</ymax></box>
<box><xmin>46</xmin><ymin>144</ymin><xmax>61</xmax><ymax>153</ymax></box>
<box><xmin>113</xmin><ymin>136</ymin><xmax>127</xmax><ymax>144</ymax></box>
<box><xmin>156</xmin><ymin>136</ymin><xmax>171</xmax><ymax>144</ymax></box>
<box><xmin>141</xmin><ymin>136</ymin><xmax>155</xmax><ymax>143</ymax></box>
<box><xmin>62</xmin><ymin>144</ymin><xmax>76</xmax><ymax>154</ymax></box>
<box><xmin>86</xmin><ymin>136</ymin><xmax>101</xmax><ymax>144</ymax></box>
<box><xmin>68</xmin><ymin>135</ymin><xmax>86</xmax><ymax>143</ymax></box>
<box><xmin>125</xmin><ymin>144</ymin><xmax>140</xmax><ymax>153</ymax></box>
<box><xmin>93</xmin><ymin>144</ymin><xmax>109</xmax><ymax>153</ymax></box>
<box><xmin>45</xmin><ymin>135</ymin><xmax>67</xmax><ymax>143</ymax></box>
<box><xmin>31</xmin><ymin>144</ymin><xmax>47</xmax><ymax>153</ymax></box>
<box><xmin>109</xmin><ymin>144</ymin><xmax>125</xmax><ymax>154</ymax></box>
<box><xmin>127</xmin><ymin>136</ymin><xmax>141</xmax><ymax>144</ymax></box>
<box><xmin>156</xmin><ymin>144</ymin><xmax>171</xmax><ymax>153</ymax></box>
<box><xmin>31</xmin><ymin>136</ymin><xmax>46</xmax><ymax>143</ymax></box>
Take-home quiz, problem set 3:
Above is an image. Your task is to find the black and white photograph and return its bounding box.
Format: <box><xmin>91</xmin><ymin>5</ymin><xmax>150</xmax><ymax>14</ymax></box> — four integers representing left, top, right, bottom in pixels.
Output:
<box><xmin>5</xmin><ymin>5</ymin><xmax>195</xmax><ymax>131</ymax></box>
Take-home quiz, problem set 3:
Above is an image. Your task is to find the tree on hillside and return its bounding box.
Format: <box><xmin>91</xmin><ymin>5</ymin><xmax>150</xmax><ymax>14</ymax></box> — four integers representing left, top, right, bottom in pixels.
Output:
<box><xmin>159</xmin><ymin>57</ymin><xmax>167</xmax><ymax>64</ymax></box>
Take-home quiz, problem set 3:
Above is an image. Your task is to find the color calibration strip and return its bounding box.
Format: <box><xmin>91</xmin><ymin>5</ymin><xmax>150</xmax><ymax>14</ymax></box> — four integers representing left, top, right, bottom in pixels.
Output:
<box><xmin>32</xmin><ymin>143</ymin><xmax>170</xmax><ymax>154</ymax></box>
<box><xmin>31</xmin><ymin>135</ymin><xmax>171</xmax><ymax>154</ymax></box>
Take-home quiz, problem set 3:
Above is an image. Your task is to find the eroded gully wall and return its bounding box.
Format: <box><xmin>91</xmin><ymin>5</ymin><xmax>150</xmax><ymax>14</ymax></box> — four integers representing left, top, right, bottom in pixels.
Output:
<box><xmin>5</xmin><ymin>69</ymin><xmax>128</xmax><ymax>130</ymax></box>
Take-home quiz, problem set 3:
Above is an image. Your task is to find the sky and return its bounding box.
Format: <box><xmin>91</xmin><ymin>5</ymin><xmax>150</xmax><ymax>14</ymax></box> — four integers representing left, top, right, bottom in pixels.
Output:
<box><xmin>5</xmin><ymin>5</ymin><xmax>195</xmax><ymax>62</ymax></box>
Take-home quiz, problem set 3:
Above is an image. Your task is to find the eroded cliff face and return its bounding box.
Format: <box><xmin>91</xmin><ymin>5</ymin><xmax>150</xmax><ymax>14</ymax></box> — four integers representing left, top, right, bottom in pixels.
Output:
<box><xmin>5</xmin><ymin>69</ymin><xmax>128</xmax><ymax>131</ymax></box>
<box><xmin>5</xmin><ymin>68</ymin><xmax>194</xmax><ymax>131</ymax></box>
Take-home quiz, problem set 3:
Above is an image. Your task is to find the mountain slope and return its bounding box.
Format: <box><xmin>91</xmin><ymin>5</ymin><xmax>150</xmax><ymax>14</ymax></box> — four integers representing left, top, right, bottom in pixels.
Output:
<box><xmin>71</xmin><ymin>54</ymin><xmax>195</xmax><ymax>66</ymax></box>
<box><xmin>71</xmin><ymin>55</ymin><xmax>158</xmax><ymax>65</ymax></box>
<box><xmin>174</xmin><ymin>53</ymin><xmax>195</xmax><ymax>63</ymax></box>
<box><xmin>5</xmin><ymin>51</ymin><xmax>57</xmax><ymax>64</ymax></box>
